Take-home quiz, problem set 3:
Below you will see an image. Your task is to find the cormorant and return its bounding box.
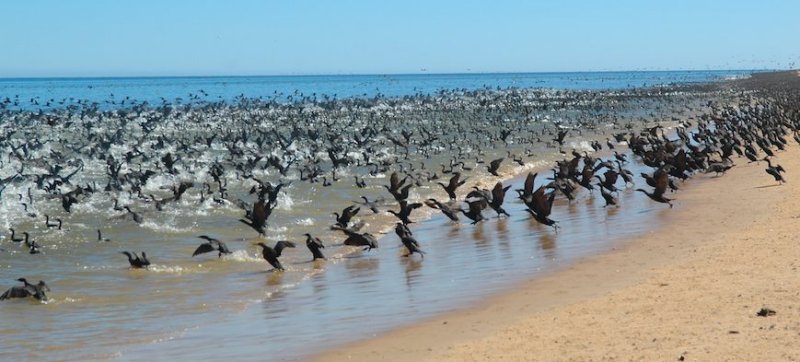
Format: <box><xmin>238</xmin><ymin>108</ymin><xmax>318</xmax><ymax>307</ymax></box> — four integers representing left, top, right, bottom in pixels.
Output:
<box><xmin>255</xmin><ymin>241</ymin><xmax>296</xmax><ymax>271</ymax></box>
<box><xmin>192</xmin><ymin>235</ymin><xmax>232</xmax><ymax>258</ymax></box>
<box><xmin>305</xmin><ymin>233</ymin><xmax>326</xmax><ymax>260</ymax></box>
<box><xmin>121</xmin><ymin>251</ymin><xmax>151</xmax><ymax>268</ymax></box>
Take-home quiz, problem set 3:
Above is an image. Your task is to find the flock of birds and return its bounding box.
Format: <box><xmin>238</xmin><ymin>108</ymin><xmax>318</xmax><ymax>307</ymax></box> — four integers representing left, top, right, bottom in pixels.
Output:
<box><xmin>1</xmin><ymin>79</ymin><xmax>796</xmax><ymax>303</ymax></box>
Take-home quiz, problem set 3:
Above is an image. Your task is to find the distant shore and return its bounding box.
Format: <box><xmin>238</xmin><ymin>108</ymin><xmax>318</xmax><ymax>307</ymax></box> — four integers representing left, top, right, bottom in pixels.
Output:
<box><xmin>315</xmin><ymin>70</ymin><xmax>800</xmax><ymax>361</ymax></box>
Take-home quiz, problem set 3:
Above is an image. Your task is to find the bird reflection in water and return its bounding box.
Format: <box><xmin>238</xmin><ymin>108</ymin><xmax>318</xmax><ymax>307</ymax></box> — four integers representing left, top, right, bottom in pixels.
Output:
<box><xmin>404</xmin><ymin>258</ymin><xmax>423</xmax><ymax>290</ymax></box>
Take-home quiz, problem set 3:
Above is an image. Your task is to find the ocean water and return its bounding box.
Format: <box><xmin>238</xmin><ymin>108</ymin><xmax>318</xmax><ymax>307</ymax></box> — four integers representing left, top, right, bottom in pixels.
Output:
<box><xmin>0</xmin><ymin>71</ymin><xmax>745</xmax><ymax>360</ymax></box>
<box><xmin>0</xmin><ymin>70</ymin><xmax>752</xmax><ymax>111</ymax></box>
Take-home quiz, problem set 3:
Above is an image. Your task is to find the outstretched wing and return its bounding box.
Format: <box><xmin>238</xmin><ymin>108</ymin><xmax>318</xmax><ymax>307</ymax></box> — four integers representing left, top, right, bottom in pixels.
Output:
<box><xmin>274</xmin><ymin>241</ymin><xmax>297</xmax><ymax>257</ymax></box>
<box><xmin>192</xmin><ymin>242</ymin><xmax>215</xmax><ymax>257</ymax></box>
<box><xmin>654</xmin><ymin>170</ymin><xmax>669</xmax><ymax>196</ymax></box>
<box><xmin>524</xmin><ymin>172</ymin><xmax>537</xmax><ymax>195</ymax></box>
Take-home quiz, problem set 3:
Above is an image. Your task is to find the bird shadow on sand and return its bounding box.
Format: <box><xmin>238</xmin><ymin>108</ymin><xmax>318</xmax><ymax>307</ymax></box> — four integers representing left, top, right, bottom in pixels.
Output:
<box><xmin>754</xmin><ymin>184</ymin><xmax>784</xmax><ymax>189</ymax></box>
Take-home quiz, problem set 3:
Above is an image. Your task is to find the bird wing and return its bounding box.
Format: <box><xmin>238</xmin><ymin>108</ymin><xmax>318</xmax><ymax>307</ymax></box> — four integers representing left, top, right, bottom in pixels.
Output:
<box><xmin>654</xmin><ymin>171</ymin><xmax>669</xmax><ymax>196</ymax></box>
<box><xmin>192</xmin><ymin>242</ymin><xmax>215</xmax><ymax>257</ymax></box>
<box><xmin>524</xmin><ymin>172</ymin><xmax>537</xmax><ymax>195</ymax></box>
<box><xmin>274</xmin><ymin>241</ymin><xmax>297</xmax><ymax>256</ymax></box>
<box><xmin>491</xmin><ymin>182</ymin><xmax>504</xmax><ymax>201</ymax></box>
<box><xmin>490</xmin><ymin>158</ymin><xmax>503</xmax><ymax>169</ymax></box>
<box><xmin>0</xmin><ymin>286</ymin><xmax>31</xmax><ymax>300</ymax></box>
<box><xmin>604</xmin><ymin>169</ymin><xmax>619</xmax><ymax>185</ymax></box>
<box><xmin>448</xmin><ymin>172</ymin><xmax>461</xmax><ymax>189</ymax></box>
<box><xmin>531</xmin><ymin>186</ymin><xmax>548</xmax><ymax>215</ymax></box>
<box><xmin>252</xmin><ymin>200</ymin><xmax>267</xmax><ymax>228</ymax></box>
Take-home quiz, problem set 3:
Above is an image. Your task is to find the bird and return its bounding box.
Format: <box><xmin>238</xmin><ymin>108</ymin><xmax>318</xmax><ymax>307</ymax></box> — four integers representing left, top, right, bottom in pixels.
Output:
<box><xmin>387</xmin><ymin>200</ymin><xmax>423</xmax><ymax>225</ymax></box>
<box><xmin>0</xmin><ymin>278</ymin><xmax>50</xmax><ymax>302</ymax></box>
<box><xmin>516</xmin><ymin>171</ymin><xmax>539</xmax><ymax>204</ymax></box>
<box><xmin>121</xmin><ymin>251</ymin><xmax>151</xmax><ymax>268</ymax></box>
<box><xmin>487</xmin><ymin>158</ymin><xmax>504</xmax><ymax>177</ymax></box>
<box><xmin>355</xmin><ymin>196</ymin><xmax>383</xmax><ymax>214</ymax></box>
<box><xmin>45</xmin><ymin>214</ymin><xmax>62</xmax><ymax>229</ymax></box>
<box><xmin>424</xmin><ymin>198</ymin><xmax>460</xmax><ymax>222</ymax></box>
<box><xmin>395</xmin><ymin>223</ymin><xmax>424</xmax><ymax>258</ymax></box>
<box><xmin>333</xmin><ymin>205</ymin><xmax>360</xmax><ymax>228</ymax></box>
<box><xmin>255</xmin><ymin>241</ymin><xmax>296</xmax><ymax>271</ymax></box>
<box><xmin>305</xmin><ymin>233</ymin><xmax>326</xmax><ymax>260</ymax></box>
<box><xmin>437</xmin><ymin>172</ymin><xmax>466</xmax><ymax>200</ymax></box>
<box><xmin>553</xmin><ymin>129</ymin><xmax>568</xmax><ymax>146</ymax></box>
<box><xmin>123</xmin><ymin>206</ymin><xmax>143</xmax><ymax>224</ymax></box>
<box><xmin>525</xmin><ymin>186</ymin><xmax>557</xmax><ymax>228</ymax></box>
<box><xmin>599</xmin><ymin>185</ymin><xmax>618</xmax><ymax>207</ymax></box>
<box><xmin>636</xmin><ymin>168</ymin><xmax>673</xmax><ymax>208</ymax></box>
<box><xmin>488</xmin><ymin>181</ymin><xmax>512</xmax><ymax>217</ymax></box>
<box><xmin>461</xmin><ymin>197</ymin><xmax>485</xmax><ymax>224</ymax></box>
<box><xmin>8</xmin><ymin>228</ymin><xmax>23</xmax><ymax>242</ymax></box>
<box><xmin>192</xmin><ymin>235</ymin><xmax>232</xmax><ymax>258</ymax></box>
<box><xmin>332</xmin><ymin>225</ymin><xmax>379</xmax><ymax>251</ymax></box>
<box><xmin>763</xmin><ymin>157</ymin><xmax>786</xmax><ymax>184</ymax></box>
<box><xmin>239</xmin><ymin>199</ymin><xmax>270</xmax><ymax>235</ymax></box>
<box><xmin>97</xmin><ymin>229</ymin><xmax>111</xmax><ymax>242</ymax></box>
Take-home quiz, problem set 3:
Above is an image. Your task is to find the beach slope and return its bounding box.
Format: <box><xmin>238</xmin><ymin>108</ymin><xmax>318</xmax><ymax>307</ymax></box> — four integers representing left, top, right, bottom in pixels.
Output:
<box><xmin>317</xmin><ymin>72</ymin><xmax>800</xmax><ymax>361</ymax></box>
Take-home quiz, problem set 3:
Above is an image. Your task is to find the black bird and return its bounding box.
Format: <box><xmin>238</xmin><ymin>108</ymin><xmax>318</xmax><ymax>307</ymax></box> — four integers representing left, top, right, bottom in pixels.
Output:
<box><xmin>488</xmin><ymin>181</ymin><xmax>512</xmax><ymax>217</ymax></box>
<box><xmin>332</xmin><ymin>225</ymin><xmax>379</xmax><ymax>251</ymax></box>
<box><xmin>525</xmin><ymin>186</ymin><xmax>557</xmax><ymax>228</ymax></box>
<box><xmin>599</xmin><ymin>186</ymin><xmax>618</xmax><ymax>207</ymax></box>
<box><xmin>121</xmin><ymin>251</ymin><xmax>151</xmax><ymax>268</ymax></box>
<box><xmin>437</xmin><ymin>172</ymin><xmax>465</xmax><ymax>200</ymax></box>
<box><xmin>193</xmin><ymin>235</ymin><xmax>232</xmax><ymax>258</ymax></box>
<box><xmin>461</xmin><ymin>197</ymin><xmax>485</xmax><ymax>224</ymax></box>
<box><xmin>255</xmin><ymin>241</ymin><xmax>296</xmax><ymax>271</ymax></box>
<box><xmin>304</xmin><ymin>233</ymin><xmax>326</xmax><ymax>260</ymax></box>
<box><xmin>333</xmin><ymin>205</ymin><xmax>360</xmax><ymax>228</ymax></box>
<box><xmin>123</xmin><ymin>206</ymin><xmax>143</xmax><ymax>224</ymax></box>
<box><xmin>487</xmin><ymin>158</ymin><xmax>504</xmax><ymax>177</ymax></box>
<box><xmin>45</xmin><ymin>214</ymin><xmax>61</xmax><ymax>229</ymax></box>
<box><xmin>387</xmin><ymin>200</ymin><xmax>423</xmax><ymax>225</ymax></box>
<box><xmin>239</xmin><ymin>199</ymin><xmax>270</xmax><ymax>235</ymax></box>
<box><xmin>97</xmin><ymin>229</ymin><xmax>111</xmax><ymax>242</ymax></box>
<box><xmin>763</xmin><ymin>157</ymin><xmax>786</xmax><ymax>184</ymax></box>
<box><xmin>636</xmin><ymin>169</ymin><xmax>673</xmax><ymax>208</ymax></box>
<box><xmin>424</xmin><ymin>198</ymin><xmax>460</xmax><ymax>222</ymax></box>
<box><xmin>395</xmin><ymin>223</ymin><xmax>424</xmax><ymax>258</ymax></box>
<box><xmin>28</xmin><ymin>239</ymin><xmax>41</xmax><ymax>254</ymax></box>
<box><xmin>516</xmin><ymin>172</ymin><xmax>537</xmax><ymax>205</ymax></box>
<box><xmin>383</xmin><ymin>172</ymin><xmax>409</xmax><ymax>201</ymax></box>
<box><xmin>355</xmin><ymin>196</ymin><xmax>383</xmax><ymax>214</ymax></box>
<box><xmin>553</xmin><ymin>129</ymin><xmax>569</xmax><ymax>146</ymax></box>
<box><xmin>0</xmin><ymin>278</ymin><xmax>50</xmax><ymax>302</ymax></box>
<box><xmin>8</xmin><ymin>228</ymin><xmax>23</xmax><ymax>242</ymax></box>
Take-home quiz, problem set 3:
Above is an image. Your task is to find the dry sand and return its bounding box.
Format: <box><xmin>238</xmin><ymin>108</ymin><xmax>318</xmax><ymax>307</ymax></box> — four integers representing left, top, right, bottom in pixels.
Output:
<box><xmin>317</xmin><ymin>76</ymin><xmax>800</xmax><ymax>361</ymax></box>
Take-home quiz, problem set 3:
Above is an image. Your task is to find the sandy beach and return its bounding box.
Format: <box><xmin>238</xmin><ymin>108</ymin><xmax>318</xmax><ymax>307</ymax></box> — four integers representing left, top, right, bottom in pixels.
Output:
<box><xmin>317</xmin><ymin>72</ymin><xmax>800</xmax><ymax>361</ymax></box>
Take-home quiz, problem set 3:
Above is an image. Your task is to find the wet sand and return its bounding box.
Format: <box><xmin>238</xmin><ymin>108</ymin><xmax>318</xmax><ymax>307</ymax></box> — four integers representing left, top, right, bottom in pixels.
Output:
<box><xmin>318</xmin><ymin>84</ymin><xmax>800</xmax><ymax>359</ymax></box>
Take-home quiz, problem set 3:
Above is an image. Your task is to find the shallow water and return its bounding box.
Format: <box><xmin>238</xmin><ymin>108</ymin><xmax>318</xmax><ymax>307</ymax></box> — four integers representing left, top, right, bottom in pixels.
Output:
<box><xmin>0</xmin><ymin>72</ymin><xmax>740</xmax><ymax>360</ymax></box>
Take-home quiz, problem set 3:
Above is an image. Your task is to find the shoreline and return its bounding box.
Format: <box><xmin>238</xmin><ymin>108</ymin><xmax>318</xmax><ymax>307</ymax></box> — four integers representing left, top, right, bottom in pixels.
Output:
<box><xmin>315</xmin><ymin>72</ymin><xmax>800</xmax><ymax>361</ymax></box>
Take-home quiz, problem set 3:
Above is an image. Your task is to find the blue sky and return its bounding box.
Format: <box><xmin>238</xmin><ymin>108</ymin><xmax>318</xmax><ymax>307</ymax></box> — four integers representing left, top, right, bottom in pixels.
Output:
<box><xmin>1</xmin><ymin>0</ymin><xmax>798</xmax><ymax>77</ymax></box>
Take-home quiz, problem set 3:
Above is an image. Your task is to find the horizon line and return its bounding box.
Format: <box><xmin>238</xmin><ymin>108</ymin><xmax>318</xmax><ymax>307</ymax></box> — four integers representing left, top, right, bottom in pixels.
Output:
<box><xmin>0</xmin><ymin>68</ymin><xmax>775</xmax><ymax>81</ymax></box>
